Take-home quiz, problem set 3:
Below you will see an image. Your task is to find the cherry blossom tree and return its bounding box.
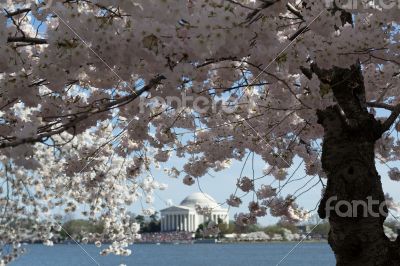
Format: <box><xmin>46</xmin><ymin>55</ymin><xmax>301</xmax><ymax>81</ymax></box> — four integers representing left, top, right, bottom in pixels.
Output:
<box><xmin>1</xmin><ymin>0</ymin><xmax>400</xmax><ymax>265</ymax></box>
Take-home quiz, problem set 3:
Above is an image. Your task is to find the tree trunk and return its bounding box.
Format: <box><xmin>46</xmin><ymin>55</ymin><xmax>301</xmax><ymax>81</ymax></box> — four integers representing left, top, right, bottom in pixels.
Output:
<box><xmin>313</xmin><ymin>64</ymin><xmax>400</xmax><ymax>265</ymax></box>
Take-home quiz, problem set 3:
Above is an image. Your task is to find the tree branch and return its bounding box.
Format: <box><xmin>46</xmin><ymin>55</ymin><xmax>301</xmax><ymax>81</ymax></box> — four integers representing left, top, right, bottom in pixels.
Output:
<box><xmin>0</xmin><ymin>75</ymin><xmax>165</xmax><ymax>149</ymax></box>
<box><xmin>7</xmin><ymin>36</ymin><xmax>48</xmax><ymax>44</ymax></box>
<box><xmin>225</xmin><ymin>0</ymin><xmax>256</xmax><ymax>10</ymax></box>
<box><xmin>4</xmin><ymin>8</ymin><xmax>31</xmax><ymax>17</ymax></box>
<box><xmin>367</xmin><ymin>102</ymin><xmax>397</xmax><ymax>111</ymax></box>
<box><xmin>289</xmin><ymin>26</ymin><xmax>309</xmax><ymax>41</ymax></box>
<box><xmin>286</xmin><ymin>3</ymin><xmax>303</xmax><ymax>20</ymax></box>
<box><xmin>246</xmin><ymin>0</ymin><xmax>280</xmax><ymax>23</ymax></box>
<box><xmin>381</xmin><ymin>104</ymin><xmax>400</xmax><ymax>133</ymax></box>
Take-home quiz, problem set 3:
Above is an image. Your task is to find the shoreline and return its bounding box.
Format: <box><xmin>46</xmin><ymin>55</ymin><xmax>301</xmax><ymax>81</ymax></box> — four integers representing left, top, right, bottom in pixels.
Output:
<box><xmin>20</xmin><ymin>240</ymin><xmax>328</xmax><ymax>246</ymax></box>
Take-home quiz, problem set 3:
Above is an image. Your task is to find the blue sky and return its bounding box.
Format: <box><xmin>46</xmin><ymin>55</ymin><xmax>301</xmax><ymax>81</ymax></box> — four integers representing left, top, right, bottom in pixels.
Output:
<box><xmin>128</xmin><ymin>151</ymin><xmax>400</xmax><ymax>225</ymax></box>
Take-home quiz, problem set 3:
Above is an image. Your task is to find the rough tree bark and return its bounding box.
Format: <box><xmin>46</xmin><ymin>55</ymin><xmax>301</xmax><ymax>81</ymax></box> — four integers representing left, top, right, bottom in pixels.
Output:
<box><xmin>311</xmin><ymin>64</ymin><xmax>400</xmax><ymax>265</ymax></box>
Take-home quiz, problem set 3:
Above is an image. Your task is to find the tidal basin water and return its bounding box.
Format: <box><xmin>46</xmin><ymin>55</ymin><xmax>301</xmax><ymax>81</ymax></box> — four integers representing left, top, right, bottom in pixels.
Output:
<box><xmin>10</xmin><ymin>242</ymin><xmax>335</xmax><ymax>266</ymax></box>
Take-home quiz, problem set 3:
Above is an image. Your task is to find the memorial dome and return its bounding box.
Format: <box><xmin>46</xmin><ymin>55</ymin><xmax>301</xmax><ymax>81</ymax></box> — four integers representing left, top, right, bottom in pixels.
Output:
<box><xmin>180</xmin><ymin>192</ymin><xmax>219</xmax><ymax>208</ymax></box>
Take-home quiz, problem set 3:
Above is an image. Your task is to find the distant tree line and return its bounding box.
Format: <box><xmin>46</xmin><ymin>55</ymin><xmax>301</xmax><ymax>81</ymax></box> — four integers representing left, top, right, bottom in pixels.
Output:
<box><xmin>26</xmin><ymin>215</ymin><xmax>400</xmax><ymax>242</ymax></box>
<box><xmin>60</xmin><ymin>219</ymin><xmax>104</xmax><ymax>240</ymax></box>
<box><xmin>132</xmin><ymin>213</ymin><xmax>161</xmax><ymax>233</ymax></box>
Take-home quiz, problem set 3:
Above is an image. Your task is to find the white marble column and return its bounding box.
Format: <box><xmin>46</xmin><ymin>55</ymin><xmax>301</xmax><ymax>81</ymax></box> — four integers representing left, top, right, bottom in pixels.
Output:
<box><xmin>166</xmin><ymin>215</ymin><xmax>169</xmax><ymax>231</ymax></box>
<box><xmin>166</xmin><ymin>215</ymin><xmax>170</xmax><ymax>231</ymax></box>
<box><xmin>189</xmin><ymin>214</ymin><xmax>192</xmax><ymax>231</ymax></box>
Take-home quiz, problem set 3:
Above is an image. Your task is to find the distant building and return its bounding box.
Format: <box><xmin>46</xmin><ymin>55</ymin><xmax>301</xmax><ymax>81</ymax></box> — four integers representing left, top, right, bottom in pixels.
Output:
<box><xmin>160</xmin><ymin>192</ymin><xmax>229</xmax><ymax>232</ymax></box>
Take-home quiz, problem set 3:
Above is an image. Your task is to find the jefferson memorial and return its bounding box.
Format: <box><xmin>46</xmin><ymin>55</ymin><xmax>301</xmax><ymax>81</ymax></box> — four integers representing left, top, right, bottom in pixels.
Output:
<box><xmin>160</xmin><ymin>192</ymin><xmax>229</xmax><ymax>232</ymax></box>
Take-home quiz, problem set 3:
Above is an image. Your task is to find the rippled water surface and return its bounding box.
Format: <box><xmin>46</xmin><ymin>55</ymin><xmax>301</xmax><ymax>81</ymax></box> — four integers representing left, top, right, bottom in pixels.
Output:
<box><xmin>10</xmin><ymin>242</ymin><xmax>335</xmax><ymax>266</ymax></box>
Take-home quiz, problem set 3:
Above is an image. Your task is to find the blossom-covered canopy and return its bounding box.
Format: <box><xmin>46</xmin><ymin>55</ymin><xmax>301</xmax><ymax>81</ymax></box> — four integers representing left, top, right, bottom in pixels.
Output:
<box><xmin>1</xmin><ymin>0</ymin><xmax>400</xmax><ymax>264</ymax></box>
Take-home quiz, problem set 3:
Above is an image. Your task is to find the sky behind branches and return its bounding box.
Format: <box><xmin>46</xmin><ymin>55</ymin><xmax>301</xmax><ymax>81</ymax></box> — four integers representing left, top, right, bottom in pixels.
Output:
<box><xmin>129</xmin><ymin>153</ymin><xmax>400</xmax><ymax>226</ymax></box>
